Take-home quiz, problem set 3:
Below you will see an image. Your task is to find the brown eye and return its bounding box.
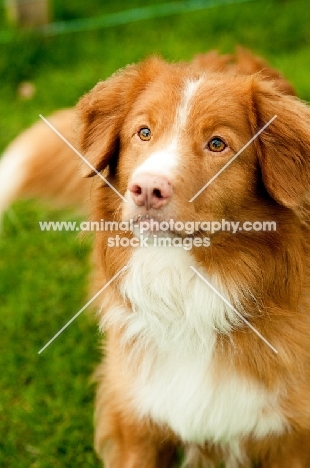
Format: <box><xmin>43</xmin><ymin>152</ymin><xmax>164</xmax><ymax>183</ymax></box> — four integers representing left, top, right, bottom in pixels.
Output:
<box><xmin>138</xmin><ymin>127</ymin><xmax>152</xmax><ymax>141</ymax></box>
<box><xmin>207</xmin><ymin>137</ymin><xmax>227</xmax><ymax>152</ymax></box>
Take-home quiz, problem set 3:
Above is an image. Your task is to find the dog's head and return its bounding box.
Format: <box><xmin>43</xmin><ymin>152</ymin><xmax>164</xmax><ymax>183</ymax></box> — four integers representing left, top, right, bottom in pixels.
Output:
<box><xmin>76</xmin><ymin>56</ymin><xmax>310</xmax><ymax>238</ymax></box>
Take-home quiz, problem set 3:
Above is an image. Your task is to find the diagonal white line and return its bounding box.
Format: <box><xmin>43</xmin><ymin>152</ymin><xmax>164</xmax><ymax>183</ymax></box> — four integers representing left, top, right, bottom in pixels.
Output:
<box><xmin>39</xmin><ymin>114</ymin><xmax>127</xmax><ymax>203</ymax></box>
<box><xmin>38</xmin><ymin>266</ymin><xmax>127</xmax><ymax>354</ymax></box>
<box><xmin>189</xmin><ymin>115</ymin><xmax>277</xmax><ymax>202</ymax></box>
<box><xmin>190</xmin><ymin>266</ymin><xmax>278</xmax><ymax>354</ymax></box>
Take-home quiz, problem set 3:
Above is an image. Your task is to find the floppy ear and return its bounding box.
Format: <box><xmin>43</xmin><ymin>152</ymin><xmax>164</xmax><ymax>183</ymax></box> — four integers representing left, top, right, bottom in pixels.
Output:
<box><xmin>76</xmin><ymin>57</ymin><xmax>165</xmax><ymax>177</ymax></box>
<box><xmin>234</xmin><ymin>47</ymin><xmax>296</xmax><ymax>96</ymax></box>
<box><xmin>251</xmin><ymin>78</ymin><xmax>310</xmax><ymax>208</ymax></box>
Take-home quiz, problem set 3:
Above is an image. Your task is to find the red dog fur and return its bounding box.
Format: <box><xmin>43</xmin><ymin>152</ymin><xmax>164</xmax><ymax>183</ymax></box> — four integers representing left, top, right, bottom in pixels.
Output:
<box><xmin>76</xmin><ymin>55</ymin><xmax>310</xmax><ymax>468</ymax></box>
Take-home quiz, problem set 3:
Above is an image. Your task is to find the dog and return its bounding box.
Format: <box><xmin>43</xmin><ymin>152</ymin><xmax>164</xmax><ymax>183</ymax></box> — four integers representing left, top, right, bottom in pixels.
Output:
<box><xmin>2</xmin><ymin>50</ymin><xmax>310</xmax><ymax>467</ymax></box>
<box><xmin>76</xmin><ymin>55</ymin><xmax>310</xmax><ymax>467</ymax></box>
<box><xmin>0</xmin><ymin>108</ymin><xmax>92</xmax><ymax>219</ymax></box>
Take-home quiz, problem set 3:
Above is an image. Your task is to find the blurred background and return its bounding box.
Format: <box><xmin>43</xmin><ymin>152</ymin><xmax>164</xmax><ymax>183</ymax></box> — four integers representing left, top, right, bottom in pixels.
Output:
<box><xmin>0</xmin><ymin>0</ymin><xmax>309</xmax><ymax>466</ymax></box>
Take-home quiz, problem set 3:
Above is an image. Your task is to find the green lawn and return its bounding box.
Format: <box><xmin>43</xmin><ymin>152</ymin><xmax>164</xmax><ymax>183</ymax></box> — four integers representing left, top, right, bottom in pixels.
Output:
<box><xmin>0</xmin><ymin>0</ymin><xmax>309</xmax><ymax>466</ymax></box>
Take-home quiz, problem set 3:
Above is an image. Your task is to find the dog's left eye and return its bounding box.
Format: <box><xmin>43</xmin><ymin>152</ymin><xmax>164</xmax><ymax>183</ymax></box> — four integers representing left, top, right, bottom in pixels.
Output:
<box><xmin>207</xmin><ymin>137</ymin><xmax>227</xmax><ymax>152</ymax></box>
<box><xmin>138</xmin><ymin>127</ymin><xmax>152</xmax><ymax>141</ymax></box>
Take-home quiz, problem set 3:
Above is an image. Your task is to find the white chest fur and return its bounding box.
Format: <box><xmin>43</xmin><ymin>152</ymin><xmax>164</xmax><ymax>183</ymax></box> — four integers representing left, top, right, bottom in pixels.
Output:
<box><xmin>103</xmin><ymin>246</ymin><xmax>286</xmax><ymax>451</ymax></box>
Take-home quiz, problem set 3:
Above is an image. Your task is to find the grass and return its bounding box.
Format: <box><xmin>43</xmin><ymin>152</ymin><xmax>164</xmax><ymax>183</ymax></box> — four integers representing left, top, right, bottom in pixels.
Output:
<box><xmin>0</xmin><ymin>0</ymin><xmax>309</xmax><ymax>466</ymax></box>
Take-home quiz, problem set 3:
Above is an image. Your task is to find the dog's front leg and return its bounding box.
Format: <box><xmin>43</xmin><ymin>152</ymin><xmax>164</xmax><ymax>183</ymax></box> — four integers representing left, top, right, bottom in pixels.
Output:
<box><xmin>94</xmin><ymin>385</ymin><xmax>178</xmax><ymax>467</ymax></box>
<box><xmin>94</xmin><ymin>335</ymin><xmax>178</xmax><ymax>468</ymax></box>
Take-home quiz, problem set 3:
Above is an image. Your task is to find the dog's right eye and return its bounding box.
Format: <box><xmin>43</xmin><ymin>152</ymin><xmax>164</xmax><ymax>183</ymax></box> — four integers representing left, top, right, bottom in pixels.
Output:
<box><xmin>138</xmin><ymin>127</ymin><xmax>152</xmax><ymax>141</ymax></box>
<box><xmin>207</xmin><ymin>137</ymin><xmax>227</xmax><ymax>152</ymax></box>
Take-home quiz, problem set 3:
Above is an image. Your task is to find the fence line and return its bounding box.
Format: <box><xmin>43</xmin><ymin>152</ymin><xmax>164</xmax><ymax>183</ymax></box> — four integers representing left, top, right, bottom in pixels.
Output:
<box><xmin>0</xmin><ymin>0</ymin><xmax>256</xmax><ymax>43</ymax></box>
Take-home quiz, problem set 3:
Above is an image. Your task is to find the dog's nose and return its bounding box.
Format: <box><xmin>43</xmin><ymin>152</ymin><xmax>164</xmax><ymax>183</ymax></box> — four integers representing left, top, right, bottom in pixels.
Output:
<box><xmin>128</xmin><ymin>173</ymin><xmax>173</xmax><ymax>209</ymax></box>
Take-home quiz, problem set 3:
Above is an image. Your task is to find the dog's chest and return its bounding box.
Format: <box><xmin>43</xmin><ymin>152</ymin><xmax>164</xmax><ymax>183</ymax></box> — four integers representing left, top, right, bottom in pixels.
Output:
<box><xmin>116</xmin><ymin>247</ymin><xmax>286</xmax><ymax>447</ymax></box>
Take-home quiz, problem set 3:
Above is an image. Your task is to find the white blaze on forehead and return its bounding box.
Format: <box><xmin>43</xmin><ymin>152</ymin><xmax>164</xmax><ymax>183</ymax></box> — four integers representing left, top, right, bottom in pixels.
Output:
<box><xmin>175</xmin><ymin>77</ymin><xmax>203</xmax><ymax>130</ymax></box>
<box><xmin>132</xmin><ymin>78</ymin><xmax>202</xmax><ymax>178</ymax></box>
